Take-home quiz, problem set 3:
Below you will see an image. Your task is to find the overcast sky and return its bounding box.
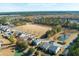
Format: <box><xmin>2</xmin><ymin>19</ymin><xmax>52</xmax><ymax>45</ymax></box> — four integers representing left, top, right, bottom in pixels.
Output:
<box><xmin>0</xmin><ymin>3</ymin><xmax>79</xmax><ymax>12</ymax></box>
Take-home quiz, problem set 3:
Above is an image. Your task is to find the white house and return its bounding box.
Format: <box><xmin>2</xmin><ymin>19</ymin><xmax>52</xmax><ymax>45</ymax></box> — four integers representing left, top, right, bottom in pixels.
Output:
<box><xmin>19</xmin><ymin>33</ymin><xmax>28</xmax><ymax>40</ymax></box>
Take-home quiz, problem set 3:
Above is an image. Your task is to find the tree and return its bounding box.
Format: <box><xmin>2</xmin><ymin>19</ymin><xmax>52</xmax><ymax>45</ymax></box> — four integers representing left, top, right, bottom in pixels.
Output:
<box><xmin>8</xmin><ymin>35</ymin><xmax>16</xmax><ymax>44</ymax></box>
<box><xmin>65</xmin><ymin>19</ymin><xmax>70</xmax><ymax>26</ymax></box>
<box><xmin>45</xmin><ymin>25</ymin><xmax>62</xmax><ymax>38</ymax></box>
<box><xmin>0</xmin><ymin>17</ymin><xmax>8</xmax><ymax>24</ymax></box>
<box><xmin>56</xmin><ymin>25</ymin><xmax>62</xmax><ymax>32</ymax></box>
<box><xmin>68</xmin><ymin>46</ymin><xmax>79</xmax><ymax>56</ymax></box>
<box><xmin>16</xmin><ymin>40</ymin><xmax>28</xmax><ymax>52</ymax></box>
<box><xmin>68</xmin><ymin>34</ymin><xmax>79</xmax><ymax>56</ymax></box>
<box><xmin>22</xmin><ymin>48</ymin><xmax>35</xmax><ymax>56</ymax></box>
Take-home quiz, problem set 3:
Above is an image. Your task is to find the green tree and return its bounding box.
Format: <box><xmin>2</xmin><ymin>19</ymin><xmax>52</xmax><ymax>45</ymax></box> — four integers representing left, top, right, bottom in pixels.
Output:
<box><xmin>16</xmin><ymin>40</ymin><xmax>28</xmax><ymax>51</ymax></box>
<box><xmin>0</xmin><ymin>17</ymin><xmax>8</xmax><ymax>24</ymax></box>
<box><xmin>68</xmin><ymin>34</ymin><xmax>79</xmax><ymax>56</ymax></box>
<box><xmin>8</xmin><ymin>35</ymin><xmax>15</xmax><ymax>44</ymax></box>
<box><xmin>56</xmin><ymin>25</ymin><xmax>62</xmax><ymax>32</ymax></box>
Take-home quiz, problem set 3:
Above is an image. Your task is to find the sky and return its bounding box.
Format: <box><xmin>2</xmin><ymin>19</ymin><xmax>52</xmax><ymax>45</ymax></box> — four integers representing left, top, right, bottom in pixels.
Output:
<box><xmin>0</xmin><ymin>3</ymin><xmax>79</xmax><ymax>12</ymax></box>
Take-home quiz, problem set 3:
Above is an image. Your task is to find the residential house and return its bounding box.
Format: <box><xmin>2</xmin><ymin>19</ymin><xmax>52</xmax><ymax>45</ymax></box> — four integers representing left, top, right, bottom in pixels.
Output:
<box><xmin>15</xmin><ymin>31</ymin><xmax>35</xmax><ymax>41</ymax></box>
<box><xmin>48</xmin><ymin>42</ymin><xmax>61</xmax><ymax>54</ymax></box>
<box><xmin>0</xmin><ymin>25</ymin><xmax>11</xmax><ymax>32</ymax></box>
<box><xmin>6</xmin><ymin>28</ymin><xmax>11</xmax><ymax>32</ymax></box>
<box><xmin>19</xmin><ymin>33</ymin><xmax>28</xmax><ymax>40</ymax></box>
<box><xmin>39</xmin><ymin>42</ymin><xmax>51</xmax><ymax>51</ymax></box>
<box><xmin>32</xmin><ymin>39</ymin><xmax>42</xmax><ymax>45</ymax></box>
<box><xmin>48</xmin><ymin>45</ymin><xmax>61</xmax><ymax>54</ymax></box>
<box><xmin>39</xmin><ymin>41</ymin><xmax>61</xmax><ymax>54</ymax></box>
<box><xmin>15</xmin><ymin>31</ymin><xmax>22</xmax><ymax>37</ymax></box>
<box><xmin>3</xmin><ymin>31</ymin><xmax>13</xmax><ymax>38</ymax></box>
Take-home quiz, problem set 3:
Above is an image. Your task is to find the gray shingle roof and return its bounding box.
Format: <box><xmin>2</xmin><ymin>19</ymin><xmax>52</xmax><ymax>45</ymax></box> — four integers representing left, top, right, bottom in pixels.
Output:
<box><xmin>39</xmin><ymin>42</ymin><xmax>53</xmax><ymax>50</ymax></box>
<box><xmin>48</xmin><ymin>45</ymin><xmax>58</xmax><ymax>52</ymax></box>
<box><xmin>33</xmin><ymin>39</ymin><xmax>42</xmax><ymax>45</ymax></box>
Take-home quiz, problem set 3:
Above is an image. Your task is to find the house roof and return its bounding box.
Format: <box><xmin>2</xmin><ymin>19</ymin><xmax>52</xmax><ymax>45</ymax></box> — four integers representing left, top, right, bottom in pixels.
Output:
<box><xmin>40</xmin><ymin>42</ymin><xmax>51</xmax><ymax>50</ymax></box>
<box><xmin>19</xmin><ymin>33</ymin><xmax>26</xmax><ymax>37</ymax></box>
<box><xmin>4</xmin><ymin>31</ymin><xmax>13</xmax><ymax>37</ymax></box>
<box><xmin>34</xmin><ymin>39</ymin><xmax>41</xmax><ymax>43</ymax></box>
<box><xmin>53</xmin><ymin>42</ymin><xmax>62</xmax><ymax>47</ymax></box>
<box><xmin>39</xmin><ymin>42</ymin><xmax>53</xmax><ymax>50</ymax></box>
<box><xmin>33</xmin><ymin>39</ymin><xmax>42</xmax><ymax>45</ymax></box>
<box><xmin>39</xmin><ymin>41</ymin><xmax>61</xmax><ymax>53</ymax></box>
<box><xmin>48</xmin><ymin>42</ymin><xmax>61</xmax><ymax>54</ymax></box>
<box><xmin>48</xmin><ymin>45</ymin><xmax>59</xmax><ymax>52</ymax></box>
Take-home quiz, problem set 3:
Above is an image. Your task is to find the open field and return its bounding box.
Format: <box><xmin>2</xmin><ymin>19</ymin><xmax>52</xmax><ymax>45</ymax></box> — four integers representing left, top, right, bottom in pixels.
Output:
<box><xmin>14</xmin><ymin>23</ymin><xmax>52</xmax><ymax>38</ymax></box>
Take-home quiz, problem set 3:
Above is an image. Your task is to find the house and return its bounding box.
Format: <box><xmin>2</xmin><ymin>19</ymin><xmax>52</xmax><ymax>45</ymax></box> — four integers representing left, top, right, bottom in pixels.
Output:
<box><xmin>39</xmin><ymin>42</ymin><xmax>51</xmax><ymax>51</ymax></box>
<box><xmin>48</xmin><ymin>42</ymin><xmax>61</xmax><ymax>54</ymax></box>
<box><xmin>15</xmin><ymin>31</ymin><xmax>31</xmax><ymax>39</ymax></box>
<box><xmin>39</xmin><ymin>41</ymin><xmax>61</xmax><ymax>54</ymax></box>
<box><xmin>3</xmin><ymin>31</ymin><xmax>13</xmax><ymax>38</ymax></box>
<box><xmin>6</xmin><ymin>28</ymin><xmax>11</xmax><ymax>32</ymax></box>
<box><xmin>15</xmin><ymin>31</ymin><xmax>35</xmax><ymax>41</ymax></box>
<box><xmin>0</xmin><ymin>26</ymin><xmax>8</xmax><ymax>32</ymax></box>
<box><xmin>32</xmin><ymin>39</ymin><xmax>42</xmax><ymax>45</ymax></box>
<box><xmin>19</xmin><ymin>33</ymin><xmax>28</xmax><ymax>40</ymax></box>
<box><xmin>0</xmin><ymin>25</ymin><xmax>11</xmax><ymax>32</ymax></box>
<box><xmin>15</xmin><ymin>31</ymin><xmax>22</xmax><ymax>37</ymax></box>
<box><xmin>25</xmin><ymin>33</ymin><xmax>35</xmax><ymax>39</ymax></box>
<box><xmin>48</xmin><ymin>45</ymin><xmax>61</xmax><ymax>54</ymax></box>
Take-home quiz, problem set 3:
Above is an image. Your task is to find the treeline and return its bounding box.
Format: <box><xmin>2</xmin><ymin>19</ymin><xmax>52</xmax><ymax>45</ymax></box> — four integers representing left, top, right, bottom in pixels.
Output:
<box><xmin>11</xmin><ymin>18</ymin><xmax>27</xmax><ymax>26</ymax></box>
<box><xmin>33</xmin><ymin>17</ymin><xmax>64</xmax><ymax>26</ymax></box>
<box><xmin>0</xmin><ymin>16</ymin><xmax>28</xmax><ymax>26</ymax></box>
<box><xmin>63</xmin><ymin>19</ymin><xmax>79</xmax><ymax>30</ymax></box>
<box><xmin>0</xmin><ymin>16</ymin><xmax>66</xmax><ymax>26</ymax></box>
<box><xmin>41</xmin><ymin>25</ymin><xmax>62</xmax><ymax>38</ymax></box>
<box><xmin>46</xmin><ymin>25</ymin><xmax>62</xmax><ymax>38</ymax></box>
<box><xmin>0</xmin><ymin>16</ymin><xmax>79</xmax><ymax>30</ymax></box>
